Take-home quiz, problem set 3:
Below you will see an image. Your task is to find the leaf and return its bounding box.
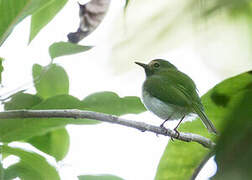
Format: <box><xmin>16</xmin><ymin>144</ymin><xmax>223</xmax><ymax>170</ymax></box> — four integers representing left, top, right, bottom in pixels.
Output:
<box><xmin>3</xmin><ymin>92</ymin><xmax>70</xmax><ymax>160</ymax></box>
<box><xmin>0</xmin><ymin>160</ymin><xmax>3</xmax><ymax>180</ymax></box>
<box><xmin>0</xmin><ymin>92</ymin><xmax>145</xmax><ymax>142</ymax></box>
<box><xmin>0</xmin><ymin>95</ymin><xmax>97</xmax><ymax>142</ymax></box>
<box><xmin>32</xmin><ymin>94</ymin><xmax>82</xmax><ymax>110</ymax></box>
<box><xmin>78</xmin><ymin>174</ymin><xmax>124</xmax><ymax>180</ymax></box>
<box><xmin>189</xmin><ymin>0</ymin><xmax>252</xmax><ymax>18</ymax></box>
<box><xmin>2</xmin><ymin>145</ymin><xmax>60</xmax><ymax>180</ymax></box>
<box><xmin>213</xmin><ymin>90</ymin><xmax>252</xmax><ymax>180</ymax></box>
<box><xmin>27</xmin><ymin>128</ymin><xmax>69</xmax><ymax>161</ymax></box>
<box><xmin>124</xmin><ymin>0</ymin><xmax>130</xmax><ymax>12</ymax></box>
<box><xmin>0</xmin><ymin>57</ymin><xmax>3</xmax><ymax>84</ymax></box>
<box><xmin>67</xmin><ymin>0</ymin><xmax>111</xmax><ymax>43</ymax></box>
<box><xmin>32</xmin><ymin>63</ymin><xmax>69</xmax><ymax>99</ymax></box>
<box><xmin>1</xmin><ymin>92</ymin><xmax>70</xmax><ymax>161</ymax></box>
<box><xmin>26</xmin><ymin>95</ymin><xmax>81</xmax><ymax>160</ymax></box>
<box><xmin>29</xmin><ymin>0</ymin><xmax>68</xmax><ymax>43</ymax></box>
<box><xmin>0</xmin><ymin>0</ymin><xmax>51</xmax><ymax>46</ymax></box>
<box><xmin>4</xmin><ymin>92</ymin><xmax>42</xmax><ymax>110</ymax></box>
<box><xmin>49</xmin><ymin>41</ymin><xmax>92</xmax><ymax>59</ymax></box>
<box><xmin>155</xmin><ymin>71</ymin><xmax>252</xmax><ymax>180</ymax></box>
<box><xmin>81</xmin><ymin>91</ymin><xmax>146</xmax><ymax>116</ymax></box>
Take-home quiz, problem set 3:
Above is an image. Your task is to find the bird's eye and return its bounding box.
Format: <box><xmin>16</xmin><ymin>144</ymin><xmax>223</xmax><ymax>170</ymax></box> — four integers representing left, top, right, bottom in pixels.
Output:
<box><xmin>153</xmin><ymin>62</ymin><xmax>160</xmax><ymax>68</ymax></box>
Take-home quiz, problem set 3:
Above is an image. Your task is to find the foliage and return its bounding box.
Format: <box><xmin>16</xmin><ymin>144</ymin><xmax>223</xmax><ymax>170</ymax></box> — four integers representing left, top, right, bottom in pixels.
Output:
<box><xmin>29</xmin><ymin>0</ymin><xmax>68</xmax><ymax>43</ymax></box>
<box><xmin>0</xmin><ymin>0</ymin><xmax>251</xmax><ymax>179</ymax></box>
<box><xmin>49</xmin><ymin>42</ymin><xmax>92</xmax><ymax>60</ymax></box>
<box><xmin>0</xmin><ymin>57</ymin><xmax>3</xmax><ymax>84</ymax></box>
<box><xmin>78</xmin><ymin>174</ymin><xmax>124</xmax><ymax>180</ymax></box>
<box><xmin>155</xmin><ymin>71</ymin><xmax>252</xmax><ymax>180</ymax></box>
<box><xmin>0</xmin><ymin>0</ymin><xmax>56</xmax><ymax>46</ymax></box>
<box><xmin>1</xmin><ymin>145</ymin><xmax>60</xmax><ymax>180</ymax></box>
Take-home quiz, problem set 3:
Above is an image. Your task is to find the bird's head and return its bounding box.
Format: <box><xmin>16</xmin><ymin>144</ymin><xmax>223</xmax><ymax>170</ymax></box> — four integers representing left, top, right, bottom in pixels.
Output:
<box><xmin>135</xmin><ymin>59</ymin><xmax>177</xmax><ymax>76</ymax></box>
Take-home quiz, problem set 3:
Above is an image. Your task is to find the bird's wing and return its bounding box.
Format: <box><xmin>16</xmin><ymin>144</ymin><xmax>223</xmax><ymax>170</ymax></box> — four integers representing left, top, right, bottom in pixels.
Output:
<box><xmin>144</xmin><ymin>70</ymin><xmax>218</xmax><ymax>134</ymax></box>
<box><xmin>144</xmin><ymin>70</ymin><xmax>201</xmax><ymax>108</ymax></box>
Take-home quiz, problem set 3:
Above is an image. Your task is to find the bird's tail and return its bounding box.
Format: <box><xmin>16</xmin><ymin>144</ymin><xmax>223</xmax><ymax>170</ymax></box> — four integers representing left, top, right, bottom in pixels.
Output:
<box><xmin>193</xmin><ymin>103</ymin><xmax>218</xmax><ymax>134</ymax></box>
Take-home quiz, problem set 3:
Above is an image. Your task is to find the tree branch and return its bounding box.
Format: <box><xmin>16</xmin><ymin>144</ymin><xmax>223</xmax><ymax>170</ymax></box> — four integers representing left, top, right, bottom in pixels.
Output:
<box><xmin>0</xmin><ymin>109</ymin><xmax>215</xmax><ymax>148</ymax></box>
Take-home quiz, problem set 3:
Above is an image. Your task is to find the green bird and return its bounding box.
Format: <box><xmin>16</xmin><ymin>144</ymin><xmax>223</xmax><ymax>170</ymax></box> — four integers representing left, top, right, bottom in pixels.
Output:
<box><xmin>135</xmin><ymin>59</ymin><xmax>217</xmax><ymax>135</ymax></box>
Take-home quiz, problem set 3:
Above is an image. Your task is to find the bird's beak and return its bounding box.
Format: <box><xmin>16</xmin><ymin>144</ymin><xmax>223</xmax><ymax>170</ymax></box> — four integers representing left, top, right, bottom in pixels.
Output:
<box><xmin>135</xmin><ymin>62</ymin><xmax>148</xmax><ymax>69</ymax></box>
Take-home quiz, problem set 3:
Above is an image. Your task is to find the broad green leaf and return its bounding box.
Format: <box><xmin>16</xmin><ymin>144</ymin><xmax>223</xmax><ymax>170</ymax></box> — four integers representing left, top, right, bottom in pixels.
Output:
<box><xmin>32</xmin><ymin>63</ymin><xmax>69</xmax><ymax>99</ymax></box>
<box><xmin>49</xmin><ymin>42</ymin><xmax>92</xmax><ymax>59</ymax></box>
<box><xmin>2</xmin><ymin>145</ymin><xmax>60</xmax><ymax>180</ymax></box>
<box><xmin>32</xmin><ymin>63</ymin><xmax>43</xmax><ymax>82</ymax></box>
<box><xmin>0</xmin><ymin>95</ymin><xmax>97</xmax><ymax>142</ymax></box>
<box><xmin>32</xmin><ymin>94</ymin><xmax>81</xmax><ymax>110</ymax></box>
<box><xmin>155</xmin><ymin>71</ymin><xmax>252</xmax><ymax>180</ymax></box>
<box><xmin>3</xmin><ymin>92</ymin><xmax>70</xmax><ymax>160</ymax></box>
<box><xmin>29</xmin><ymin>0</ymin><xmax>68</xmax><ymax>43</ymax></box>
<box><xmin>4</xmin><ymin>93</ymin><xmax>42</xmax><ymax>110</ymax></box>
<box><xmin>28</xmin><ymin>128</ymin><xmax>69</xmax><ymax>161</ymax></box>
<box><xmin>213</xmin><ymin>90</ymin><xmax>252</xmax><ymax>180</ymax></box>
<box><xmin>0</xmin><ymin>92</ymin><xmax>145</xmax><ymax>142</ymax></box>
<box><xmin>0</xmin><ymin>0</ymin><xmax>51</xmax><ymax>46</ymax></box>
<box><xmin>78</xmin><ymin>174</ymin><xmax>124</xmax><ymax>180</ymax></box>
<box><xmin>27</xmin><ymin>95</ymin><xmax>81</xmax><ymax>160</ymax></box>
<box><xmin>0</xmin><ymin>57</ymin><xmax>3</xmax><ymax>84</ymax></box>
<box><xmin>81</xmin><ymin>91</ymin><xmax>146</xmax><ymax>115</ymax></box>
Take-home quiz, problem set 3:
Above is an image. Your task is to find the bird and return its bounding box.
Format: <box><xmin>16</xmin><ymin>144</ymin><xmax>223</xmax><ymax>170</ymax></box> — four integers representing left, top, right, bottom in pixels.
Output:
<box><xmin>135</xmin><ymin>59</ymin><xmax>217</xmax><ymax>136</ymax></box>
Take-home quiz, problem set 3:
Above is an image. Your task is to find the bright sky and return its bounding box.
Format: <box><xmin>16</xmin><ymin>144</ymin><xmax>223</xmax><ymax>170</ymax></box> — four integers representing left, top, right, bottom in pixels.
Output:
<box><xmin>0</xmin><ymin>0</ymin><xmax>220</xmax><ymax>180</ymax></box>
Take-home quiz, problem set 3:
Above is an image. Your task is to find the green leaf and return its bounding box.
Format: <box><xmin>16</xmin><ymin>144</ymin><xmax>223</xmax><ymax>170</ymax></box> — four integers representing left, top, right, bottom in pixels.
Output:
<box><xmin>155</xmin><ymin>71</ymin><xmax>252</xmax><ymax>180</ymax></box>
<box><xmin>78</xmin><ymin>174</ymin><xmax>124</xmax><ymax>180</ymax></box>
<box><xmin>0</xmin><ymin>92</ymin><xmax>145</xmax><ymax>142</ymax></box>
<box><xmin>28</xmin><ymin>128</ymin><xmax>69</xmax><ymax>161</ymax></box>
<box><xmin>29</xmin><ymin>0</ymin><xmax>68</xmax><ymax>43</ymax></box>
<box><xmin>2</xmin><ymin>145</ymin><xmax>60</xmax><ymax>180</ymax></box>
<box><xmin>26</xmin><ymin>95</ymin><xmax>80</xmax><ymax>160</ymax></box>
<box><xmin>2</xmin><ymin>92</ymin><xmax>70</xmax><ymax>161</ymax></box>
<box><xmin>4</xmin><ymin>92</ymin><xmax>42</xmax><ymax>110</ymax></box>
<box><xmin>32</xmin><ymin>94</ymin><xmax>81</xmax><ymax>110</ymax></box>
<box><xmin>0</xmin><ymin>160</ymin><xmax>3</xmax><ymax>180</ymax></box>
<box><xmin>124</xmin><ymin>0</ymin><xmax>130</xmax><ymax>12</ymax></box>
<box><xmin>49</xmin><ymin>41</ymin><xmax>92</xmax><ymax>59</ymax></box>
<box><xmin>0</xmin><ymin>57</ymin><xmax>3</xmax><ymax>84</ymax></box>
<box><xmin>81</xmin><ymin>91</ymin><xmax>146</xmax><ymax>116</ymax></box>
<box><xmin>0</xmin><ymin>95</ymin><xmax>97</xmax><ymax>142</ymax></box>
<box><xmin>213</xmin><ymin>90</ymin><xmax>252</xmax><ymax>180</ymax></box>
<box><xmin>32</xmin><ymin>63</ymin><xmax>69</xmax><ymax>99</ymax></box>
<box><xmin>0</xmin><ymin>0</ymin><xmax>51</xmax><ymax>46</ymax></box>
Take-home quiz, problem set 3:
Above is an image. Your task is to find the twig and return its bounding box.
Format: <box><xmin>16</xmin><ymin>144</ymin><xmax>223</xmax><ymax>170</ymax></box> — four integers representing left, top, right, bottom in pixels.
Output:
<box><xmin>0</xmin><ymin>109</ymin><xmax>215</xmax><ymax>149</ymax></box>
<box><xmin>191</xmin><ymin>151</ymin><xmax>215</xmax><ymax>180</ymax></box>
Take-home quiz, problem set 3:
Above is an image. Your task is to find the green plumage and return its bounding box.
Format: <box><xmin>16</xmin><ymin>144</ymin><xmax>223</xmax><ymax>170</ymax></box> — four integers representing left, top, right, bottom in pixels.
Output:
<box><xmin>136</xmin><ymin>59</ymin><xmax>217</xmax><ymax>134</ymax></box>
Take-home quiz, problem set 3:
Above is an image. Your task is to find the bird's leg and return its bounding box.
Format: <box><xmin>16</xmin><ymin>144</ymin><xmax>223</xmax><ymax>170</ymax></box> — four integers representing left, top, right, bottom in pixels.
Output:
<box><xmin>160</xmin><ymin>114</ymin><xmax>174</xmax><ymax>128</ymax></box>
<box><xmin>158</xmin><ymin>114</ymin><xmax>174</xmax><ymax>137</ymax></box>
<box><xmin>160</xmin><ymin>119</ymin><xmax>169</xmax><ymax>128</ymax></box>
<box><xmin>173</xmin><ymin>115</ymin><xmax>185</xmax><ymax>139</ymax></box>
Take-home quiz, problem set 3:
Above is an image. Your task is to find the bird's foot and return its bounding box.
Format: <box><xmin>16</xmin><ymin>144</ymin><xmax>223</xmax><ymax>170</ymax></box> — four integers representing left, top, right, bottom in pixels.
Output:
<box><xmin>171</xmin><ymin>128</ymin><xmax>180</xmax><ymax>141</ymax></box>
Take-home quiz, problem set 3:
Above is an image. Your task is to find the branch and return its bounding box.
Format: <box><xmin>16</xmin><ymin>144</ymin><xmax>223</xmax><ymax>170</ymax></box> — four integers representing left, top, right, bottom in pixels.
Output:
<box><xmin>0</xmin><ymin>110</ymin><xmax>215</xmax><ymax>149</ymax></box>
<box><xmin>191</xmin><ymin>151</ymin><xmax>215</xmax><ymax>180</ymax></box>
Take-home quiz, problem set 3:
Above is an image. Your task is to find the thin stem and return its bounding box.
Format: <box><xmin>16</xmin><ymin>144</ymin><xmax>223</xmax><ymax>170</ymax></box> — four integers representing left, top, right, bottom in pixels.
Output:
<box><xmin>191</xmin><ymin>151</ymin><xmax>215</xmax><ymax>180</ymax></box>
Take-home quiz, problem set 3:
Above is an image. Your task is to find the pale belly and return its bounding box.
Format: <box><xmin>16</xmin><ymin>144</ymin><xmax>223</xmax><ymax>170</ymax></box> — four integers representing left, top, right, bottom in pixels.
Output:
<box><xmin>142</xmin><ymin>90</ymin><xmax>190</xmax><ymax>120</ymax></box>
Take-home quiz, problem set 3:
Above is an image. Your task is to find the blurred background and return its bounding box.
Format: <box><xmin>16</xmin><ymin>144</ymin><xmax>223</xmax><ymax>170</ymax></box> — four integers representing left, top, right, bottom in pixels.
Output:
<box><xmin>1</xmin><ymin>0</ymin><xmax>251</xmax><ymax>179</ymax></box>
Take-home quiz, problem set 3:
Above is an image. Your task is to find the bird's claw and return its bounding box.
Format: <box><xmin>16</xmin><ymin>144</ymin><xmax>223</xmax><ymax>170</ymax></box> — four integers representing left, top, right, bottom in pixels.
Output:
<box><xmin>171</xmin><ymin>128</ymin><xmax>180</xmax><ymax>141</ymax></box>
